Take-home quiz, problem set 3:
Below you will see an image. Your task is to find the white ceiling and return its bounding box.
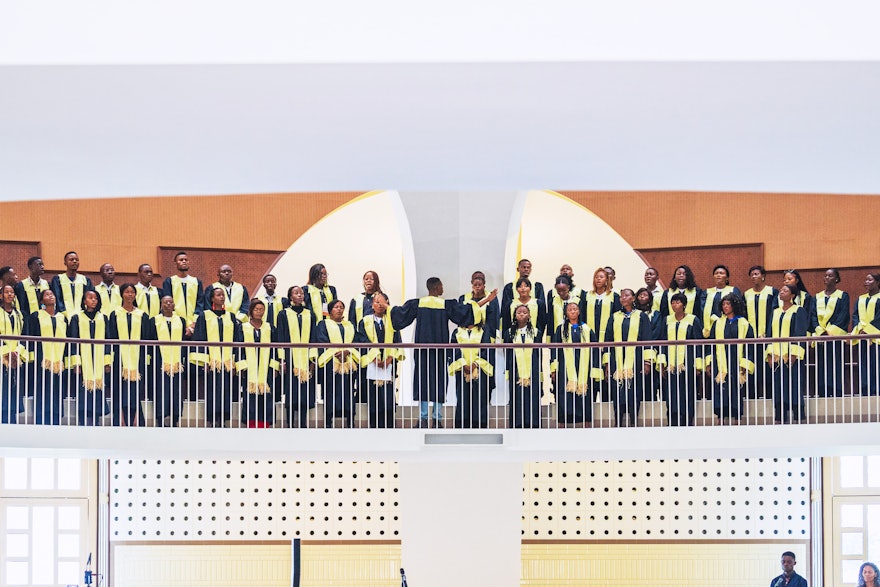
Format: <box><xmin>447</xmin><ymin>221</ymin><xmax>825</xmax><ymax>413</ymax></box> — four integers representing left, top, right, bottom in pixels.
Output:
<box><xmin>1</xmin><ymin>1</ymin><xmax>879</xmax><ymax>199</ymax></box>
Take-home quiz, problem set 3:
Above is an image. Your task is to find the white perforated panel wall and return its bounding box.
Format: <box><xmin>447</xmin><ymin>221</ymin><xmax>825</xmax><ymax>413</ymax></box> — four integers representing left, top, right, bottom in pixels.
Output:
<box><xmin>522</xmin><ymin>458</ymin><xmax>811</xmax><ymax>539</ymax></box>
<box><xmin>110</xmin><ymin>460</ymin><xmax>400</xmax><ymax>540</ymax></box>
<box><xmin>110</xmin><ymin>458</ymin><xmax>809</xmax><ymax>542</ymax></box>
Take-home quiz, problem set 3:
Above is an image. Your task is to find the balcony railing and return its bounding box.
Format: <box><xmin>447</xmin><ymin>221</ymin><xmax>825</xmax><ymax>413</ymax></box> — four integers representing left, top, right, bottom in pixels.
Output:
<box><xmin>0</xmin><ymin>333</ymin><xmax>878</xmax><ymax>429</ymax></box>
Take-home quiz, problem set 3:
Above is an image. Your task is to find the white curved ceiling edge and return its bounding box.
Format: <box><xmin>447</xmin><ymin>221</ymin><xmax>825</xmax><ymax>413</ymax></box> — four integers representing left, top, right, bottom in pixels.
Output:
<box><xmin>2</xmin><ymin>1</ymin><xmax>880</xmax><ymax>64</ymax></box>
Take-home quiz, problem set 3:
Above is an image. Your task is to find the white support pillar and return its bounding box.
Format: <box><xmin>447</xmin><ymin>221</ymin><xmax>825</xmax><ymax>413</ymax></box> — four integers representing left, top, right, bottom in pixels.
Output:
<box><xmin>399</xmin><ymin>461</ymin><xmax>522</xmax><ymax>587</ymax></box>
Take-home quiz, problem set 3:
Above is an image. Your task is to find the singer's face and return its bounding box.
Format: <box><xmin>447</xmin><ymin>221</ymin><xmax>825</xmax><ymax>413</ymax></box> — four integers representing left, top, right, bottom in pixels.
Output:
<box><xmin>781</xmin><ymin>555</ymin><xmax>795</xmax><ymax>574</ymax></box>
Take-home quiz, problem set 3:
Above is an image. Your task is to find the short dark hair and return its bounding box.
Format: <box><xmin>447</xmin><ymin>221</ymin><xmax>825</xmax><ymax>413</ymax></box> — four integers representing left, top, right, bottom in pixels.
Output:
<box><xmin>748</xmin><ymin>265</ymin><xmax>766</xmax><ymax>276</ymax></box>
<box><xmin>138</xmin><ymin>263</ymin><xmax>151</xmax><ymax>272</ymax></box>
<box><xmin>0</xmin><ymin>267</ymin><xmax>12</xmax><ymax>280</ymax></box>
<box><xmin>781</xmin><ymin>551</ymin><xmax>796</xmax><ymax>560</ymax></box>
<box><xmin>27</xmin><ymin>256</ymin><xmax>42</xmax><ymax>269</ymax></box>
<box><xmin>515</xmin><ymin>277</ymin><xmax>532</xmax><ymax>290</ymax></box>
<box><xmin>64</xmin><ymin>251</ymin><xmax>78</xmax><ymax>261</ymax></box>
<box><xmin>81</xmin><ymin>289</ymin><xmax>102</xmax><ymax>312</ymax></box>
<box><xmin>326</xmin><ymin>298</ymin><xmax>345</xmax><ymax>313</ymax></box>
<box><xmin>174</xmin><ymin>251</ymin><xmax>187</xmax><ymax>260</ymax></box>
<box><xmin>248</xmin><ymin>300</ymin><xmax>265</xmax><ymax>317</ymax></box>
<box><xmin>670</xmin><ymin>292</ymin><xmax>687</xmax><ymax>306</ymax></box>
<box><xmin>119</xmin><ymin>283</ymin><xmax>136</xmax><ymax>296</ymax></box>
<box><xmin>426</xmin><ymin>277</ymin><xmax>442</xmax><ymax>291</ymax></box>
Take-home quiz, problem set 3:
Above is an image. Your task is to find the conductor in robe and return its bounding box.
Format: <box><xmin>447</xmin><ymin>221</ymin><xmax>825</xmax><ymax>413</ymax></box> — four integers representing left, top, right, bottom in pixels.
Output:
<box><xmin>391</xmin><ymin>277</ymin><xmax>475</xmax><ymax>428</ymax></box>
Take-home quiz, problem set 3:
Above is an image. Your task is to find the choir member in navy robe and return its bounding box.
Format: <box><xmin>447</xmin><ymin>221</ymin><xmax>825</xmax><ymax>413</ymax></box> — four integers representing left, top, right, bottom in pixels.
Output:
<box><xmin>501</xmin><ymin>259</ymin><xmax>545</xmax><ymax>334</ymax></box>
<box><xmin>275</xmin><ymin>286</ymin><xmax>317</xmax><ymax>427</ymax></box>
<box><xmin>149</xmin><ymin>296</ymin><xmax>188</xmax><ymax>427</ymax></box>
<box><xmin>51</xmin><ymin>251</ymin><xmax>94</xmax><ymax>316</ymax></box>
<box><xmin>315</xmin><ymin>299</ymin><xmax>359</xmax><ymax>428</ymax></box>
<box><xmin>203</xmin><ymin>264</ymin><xmax>250</xmax><ymax>323</ymax></box>
<box><xmin>550</xmin><ymin>302</ymin><xmax>601</xmax><ymax>426</ymax></box>
<box><xmin>254</xmin><ymin>274</ymin><xmax>287</xmax><ymax>329</ymax></box>
<box><xmin>448</xmin><ymin>313</ymin><xmax>494</xmax><ymax>429</ymax></box>
<box><xmin>505</xmin><ymin>303</ymin><xmax>543</xmax><ymax>428</ymax></box>
<box><xmin>94</xmin><ymin>263</ymin><xmax>122</xmax><ymax>313</ymax></box>
<box><xmin>459</xmin><ymin>271</ymin><xmax>500</xmax><ymax>341</ymax></box>
<box><xmin>546</xmin><ymin>275</ymin><xmax>586</xmax><ymax>343</ymax></box>
<box><xmin>502</xmin><ymin>278</ymin><xmax>547</xmax><ymax>340</ymax></box>
<box><xmin>635</xmin><ymin>287</ymin><xmax>664</xmax><ymax>402</ymax></box>
<box><xmin>706</xmin><ymin>293</ymin><xmax>755</xmax><ymax>423</ymax></box>
<box><xmin>107</xmin><ymin>284</ymin><xmax>150</xmax><ymax>426</ymax></box>
<box><xmin>781</xmin><ymin>270</ymin><xmax>814</xmax><ymax>318</ymax></box>
<box><xmin>811</xmin><ymin>268</ymin><xmax>851</xmax><ymax>397</ymax></box>
<box><xmin>15</xmin><ymin>256</ymin><xmax>50</xmax><ymax>327</ymax></box>
<box><xmin>659</xmin><ymin>265</ymin><xmax>703</xmax><ymax>320</ymax></box>
<box><xmin>852</xmin><ymin>273</ymin><xmax>880</xmax><ymax>396</ymax></box>
<box><xmin>391</xmin><ymin>277</ymin><xmax>475</xmax><ymax>428</ymax></box>
<box><xmin>356</xmin><ymin>292</ymin><xmax>404</xmax><ymax>428</ymax></box>
<box><xmin>161</xmin><ymin>251</ymin><xmax>204</xmax><ymax>329</ymax></box>
<box><xmin>656</xmin><ymin>293</ymin><xmax>704</xmax><ymax>426</ymax></box>
<box><xmin>134</xmin><ymin>264</ymin><xmax>163</xmax><ymax>319</ymax></box>
<box><xmin>585</xmin><ymin>268</ymin><xmax>620</xmax><ymax>402</ymax></box>
<box><xmin>766</xmin><ymin>284</ymin><xmax>809</xmax><ymax>423</ymax></box>
<box><xmin>349</xmin><ymin>270</ymin><xmax>382</xmax><ymax>327</ymax></box>
<box><xmin>603</xmin><ymin>289</ymin><xmax>654</xmax><ymax>428</ymax></box>
<box><xmin>235</xmin><ymin>301</ymin><xmax>278</xmax><ymax>428</ymax></box>
<box><xmin>699</xmin><ymin>265</ymin><xmax>741</xmax><ymax>338</ymax></box>
<box><xmin>192</xmin><ymin>288</ymin><xmax>241</xmax><ymax>427</ymax></box>
<box><xmin>743</xmin><ymin>265</ymin><xmax>777</xmax><ymax>399</ymax></box>
<box><xmin>303</xmin><ymin>263</ymin><xmax>337</xmax><ymax>323</ymax></box>
<box><xmin>66</xmin><ymin>290</ymin><xmax>110</xmax><ymax>425</ymax></box>
<box><xmin>0</xmin><ymin>284</ymin><xmax>26</xmax><ymax>423</ymax></box>
<box><xmin>27</xmin><ymin>289</ymin><xmax>68</xmax><ymax>425</ymax></box>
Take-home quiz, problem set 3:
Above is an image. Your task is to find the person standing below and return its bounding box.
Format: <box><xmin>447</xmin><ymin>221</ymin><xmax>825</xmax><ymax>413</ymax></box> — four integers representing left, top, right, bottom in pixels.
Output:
<box><xmin>770</xmin><ymin>551</ymin><xmax>807</xmax><ymax>587</ymax></box>
<box><xmin>656</xmin><ymin>292</ymin><xmax>704</xmax><ymax>426</ymax></box>
<box><xmin>254</xmin><ymin>274</ymin><xmax>286</xmax><ymax>329</ymax></box>
<box><xmin>236</xmin><ymin>300</ymin><xmax>278</xmax><ymax>428</ymax></box>
<box><xmin>204</xmin><ymin>264</ymin><xmax>249</xmax><ymax>323</ymax></box>
<box><xmin>550</xmin><ymin>301</ymin><xmax>601</xmax><ymax>427</ymax></box>
<box><xmin>392</xmin><ymin>277</ymin><xmax>475</xmax><ymax>429</ymax></box>
<box><xmin>191</xmin><ymin>288</ymin><xmax>240</xmax><ymax>427</ymax></box>
<box><xmin>149</xmin><ymin>296</ymin><xmax>187</xmax><ymax>427</ymax></box>
<box><xmin>357</xmin><ymin>292</ymin><xmax>404</xmax><ymax>428</ymax></box>
<box><xmin>276</xmin><ymin>285</ymin><xmax>317</xmax><ymax>427</ymax></box>
<box><xmin>303</xmin><ymin>263</ymin><xmax>337</xmax><ymax>323</ymax></box>
<box><xmin>134</xmin><ymin>263</ymin><xmax>163</xmax><ymax>318</ymax></box>
<box><xmin>95</xmin><ymin>263</ymin><xmax>122</xmax><ymax>313</ymax></box>
<box><xmin>66</xmin><ymin>290</ymin><xmax>110</xmax><ymax>425</ymax></box>
<box><xmin>501</xmin><ymin>259</ymin><xmax>545</xmax><ymax>331</ymax></box>
<box><xmin>603</xmin><ymin>288</ymin><xmax>654</xmax><ymax>427</ymax></box>
<box><xmin>811</xmin><ymin>268</ymin><xmax>850</xmax><ymax>397</ymax></box>
<box><xmin>858</xmin><ymin>562</ymin><xmax>880</xmax><ymax>587</ymax></box>
<box><xmin>0</xmin><ymin>284</ymin><xmax>26</xmax><ymax>423</ymax></box>
<box><xmin>505</xmin><ymin>304</ymin><xmax>543</xmax><ymax>428</ymax></box>
<box><xmin>51</xmin><ymin>251</ymin><xmax>94</xmax><ymax>317</ymax></box>
<box><xmin>161</xmin><ymin>251</ymin><xmax>203</xmax><ymax>330</ymax></box>
<box><xmin>852</xmin><ymin>273</ymin><xmax>880</xmax><ymax>396</ymax></box>
<box><xmin>15</xmin><ymin>256</ymin><xmax>49</xmax><ymax>322</ymax></box>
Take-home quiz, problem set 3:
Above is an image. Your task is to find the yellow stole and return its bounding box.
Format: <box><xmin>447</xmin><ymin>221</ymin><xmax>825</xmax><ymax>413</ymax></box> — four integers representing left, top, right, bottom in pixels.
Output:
<box><xmin>170</xmin><ymin>275</ymin><xmax>199</xmax><ymax>324</ymax></box>
<box><xmin>58</xmin><ymin>274</ymin><xmax>88</xmax><ymax>316</ymax></box>
<box><xmin>239</xmin><ymin>322</ymin><xmax>274</xmax><ymax>394</ymax></box>
<box><xmin>0</xmin><ymin>307</ymin><xmax>25</xmax><ymax>368</ymax></box>
<box><xmin>258</xmin><ymin>295</ymin><xmax>285</xmax><ymax>327</ymax></box>
<box><xmin>211</xmin><ymin>282</ymin><xmax>245</xmax><ymax>316</ymax></box>
<box><xmin>611</xmin><ymin>311</ymin><xmax>642</xmax><ymax>381</ymax></box>
<box><xmin>204</xmin><ymin>312</ymin><xmax>236</xmax><ymax>371</ymax></box>
<box><xmin>551</xmin><ymin>294</ymin><xmax>577</xmax><ymax>333</ymax></box>
<box><xmin>586</xmin><ymin>291</ymin><xmax>614</xmax><ymax>341</ymax></box>
<box><xmin>665</xmin><ymin>314</ymin><xmax>697</xmax><ymax>372</ymax></box>
<box><xmin>768</xmin><ymin>305</ymin><xmax>805</xmax><ymax>362</ymax></box>
<box><xmin>283</xmin><ymin>308</ymin><xmax>314</xmax><ymax>382</ymax></box>
<box><xmin>744</xmin><ymin>287</ymin><xmax>773</xmax><ymax>337</ymax></box>
<box><xmin>135</xmin><ymin>284</ymin><xmax>161</xmax><ymax>317</ymax></box>
<box><xmin>37</xmin><ymin>310</ymin><xmax>67</xmax><ymax>372</ymax></box>
<box><xmin>666</xmin><ymin>287</ymin><xmax>699</xmax><ymax>315</ymax></box>
<box><xmin>559</xmin><ymin>324</ymin><xmax>596</xmax><ymax>395</ymax></box>
<box><xmin>450</xmin><ymin>327</ymin><xmax>492</xmax><ymax>382</ymax></box>
<box><xmin>463</xmin><ymin>292</ymin><xmax>489</xmax><ymax>333</ymax></box>
<box><xmin>360</xmin><ymin>315</ymin><xmax>402</xmax><ymax>364</ymax></box>
<box><xmin>21</xmin><ymin>277</ymin><xmax>49</xmax><ymax>313</ymax></box>
<box><xmin>853</xmin><ymin>292</ymin><xmax>880</xmax><ymax>345</ymax></box>
<box><xmin>308</xmin><ymin>285</ymin><xmax>334</xmax><ymax>321</ymax></box>
<box><xmin>153</xmin><ymin>315</ymin><xmax>184</xmax><ymax>375</ymax></box>
<box><xmin>96</xmin><ymin>283</ymin><xmax>122</xmax><ymax>312</ymax></box>
<box><xmin>702</xmin><ymin>286</ymin><xmax>735</xmax><ymax>336</ymax></box>
<box><xmin>319</xmin><ymin>320</ymin><xmax>359</xmax><ymax>373</ymax></box>
<box><xmin>509</xmin><ymin>298</ymin><xmax>539</xmax><ymax>330</ymax></box>
<box><xmin>813</xmin><ymin>290</ymin><xmax>847</xmax><ymax>336</ymax></box>
<box><xmin>710</xmin><ymin>317</ymin><xmax>753</xmax><ymax>385</ymax></box>
<box><xmin>74</xmin><ymin>312</ymin><xmax>107</xmax><ymax>391</ymax></box>
<box><xmin>112</xmin><ymin>309</ymin><xmax>145</xmax><ymax>381</ymax></box>
<box><xmin>513</xmin><ymin>327</ymin><xmax>537</xmax><ymax>386</ymax></box>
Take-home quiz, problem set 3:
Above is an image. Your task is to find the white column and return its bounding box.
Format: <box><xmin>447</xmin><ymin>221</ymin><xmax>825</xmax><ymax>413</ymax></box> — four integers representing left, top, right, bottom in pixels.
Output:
<box><xmin>399</xmin><ymin>460</ymin><xmax>522</xmax><ymax>587</ymax></box>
